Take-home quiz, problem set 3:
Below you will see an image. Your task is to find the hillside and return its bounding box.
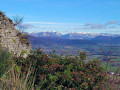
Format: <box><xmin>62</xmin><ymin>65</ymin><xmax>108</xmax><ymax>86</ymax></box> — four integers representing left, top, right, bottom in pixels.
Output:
<box><xmin>29</xmin><ymin>36</ymin><xmax>95</xmax><ymax>47</ymax></box>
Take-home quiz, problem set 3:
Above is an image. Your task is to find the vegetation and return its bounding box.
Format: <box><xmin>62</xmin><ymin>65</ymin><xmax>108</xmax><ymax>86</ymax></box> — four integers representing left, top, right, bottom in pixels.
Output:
<box><xmin>29</xmin><ymin>37</ymin><xmax>120</xmax><ymax>72</ymax></box>
<box><xmin>12</xmin><ymin>15</ymin><xmax>23</xmax><ymax>26</ymax></box>
<box><xmin>0</xmin><ymin>46</ymin><xmax>11</xmax><ymax>78</ymax></box>
<box><xmin>0</xmin><ymin>47</ymin><xmax>120</xmax><ymax>90</ymax></box>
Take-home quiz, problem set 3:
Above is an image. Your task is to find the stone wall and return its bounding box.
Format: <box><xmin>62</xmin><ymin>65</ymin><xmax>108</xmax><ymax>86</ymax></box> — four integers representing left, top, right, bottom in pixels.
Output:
<box><xmin>0</xmin><ymin>11</ymin><xmax>31</xmax><ymax>57</ymax></box>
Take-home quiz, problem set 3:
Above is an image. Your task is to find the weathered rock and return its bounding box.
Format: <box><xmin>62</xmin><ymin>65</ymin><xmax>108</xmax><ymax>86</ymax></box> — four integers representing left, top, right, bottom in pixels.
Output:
<box><xmin>0</xmin><ymin>11</ymin><xmax>31</xmax><ymax>57</ymax></box>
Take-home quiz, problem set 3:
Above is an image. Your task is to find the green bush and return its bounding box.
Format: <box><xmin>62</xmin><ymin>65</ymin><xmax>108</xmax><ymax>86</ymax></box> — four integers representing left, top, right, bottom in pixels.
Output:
<box><xmin>0</xmin><ymin>48</ymin><xmax>11</xmax><ymax>78</ymax></box>
<box><xmin>15</xmin><ymin>48</ymin><xmax>107</xmax><ymax>90</ymax></box>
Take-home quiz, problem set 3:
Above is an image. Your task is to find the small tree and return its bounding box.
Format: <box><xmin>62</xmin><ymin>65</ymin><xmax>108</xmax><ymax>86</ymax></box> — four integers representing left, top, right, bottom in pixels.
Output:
<box><xmin>12</xmin><ymin>15</ymin><xmax>23</xmax><ymax>26</ymax></box>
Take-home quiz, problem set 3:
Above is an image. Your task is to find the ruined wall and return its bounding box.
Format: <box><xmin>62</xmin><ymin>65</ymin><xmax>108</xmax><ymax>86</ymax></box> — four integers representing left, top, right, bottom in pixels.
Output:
<box><xmin>0</xmin><ymin>11</ymin><xmax>31</xmax><ymax>57</ymax></box>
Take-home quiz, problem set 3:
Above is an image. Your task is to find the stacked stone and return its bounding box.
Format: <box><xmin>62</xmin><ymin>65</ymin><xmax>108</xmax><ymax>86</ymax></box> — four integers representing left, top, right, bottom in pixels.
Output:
<box><xmin>0</xmin><ymin>11</ymin><xmax>31</xmax><ymax>57</ymax></box>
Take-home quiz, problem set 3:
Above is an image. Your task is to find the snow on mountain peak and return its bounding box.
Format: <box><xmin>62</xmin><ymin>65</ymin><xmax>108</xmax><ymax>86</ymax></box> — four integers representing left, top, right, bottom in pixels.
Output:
<box><xmin>30</xmin><ymin>31</ymin><xmax>120</xmax><ymax>39</ymax></box>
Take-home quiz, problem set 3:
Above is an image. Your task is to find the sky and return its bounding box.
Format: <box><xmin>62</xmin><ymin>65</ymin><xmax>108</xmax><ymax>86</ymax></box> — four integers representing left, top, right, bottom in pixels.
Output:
<box><xmin>0</xmin><ymin>0</ymin><xmax>120</xmax><ymax>34</ymax></box>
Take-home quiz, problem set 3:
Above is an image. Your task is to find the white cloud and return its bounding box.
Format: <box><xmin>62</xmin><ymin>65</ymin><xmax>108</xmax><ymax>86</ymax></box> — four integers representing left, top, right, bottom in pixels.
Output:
<box><xmin>105</xmin><ymin>21</ymin><xmax>118</xmax><ymax>25</ymax></box>
<box><xmin>24</xmin><ymin>22</ymin><xmax>83</xmax><ymax>25</ymax></box>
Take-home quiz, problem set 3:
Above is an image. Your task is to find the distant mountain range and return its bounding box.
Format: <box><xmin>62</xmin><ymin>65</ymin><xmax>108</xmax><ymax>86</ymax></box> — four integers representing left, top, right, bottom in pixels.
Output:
<box><xmin>29</xmin><ymin>31</ymin><xmax>120</xmax><ymax>40</ymax></box>
<box><xmin>30</xmin><ymin>31</ymin><xmax>61</xmax><ymax>37</ymax></box>
<box><xmin>28</xmin><ymin>31</ymin><xmax>120</xmax><ymax>51</ymax></box>
<box><xmin>29</xmin><ymin>36</ymin><xmax>95</xmax><ymax>47</ymax></box>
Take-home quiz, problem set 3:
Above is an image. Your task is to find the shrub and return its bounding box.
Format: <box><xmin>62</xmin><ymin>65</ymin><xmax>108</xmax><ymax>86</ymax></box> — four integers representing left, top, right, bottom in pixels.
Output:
<box><xmin>15</xmin><ymin>48</ymin><xmax>107</xmax><ymax>90</ymax></box>
<box><xmin>0</xmin><ymin>47</ymin><xmax>11</xmax><ymax>78</ymax></box>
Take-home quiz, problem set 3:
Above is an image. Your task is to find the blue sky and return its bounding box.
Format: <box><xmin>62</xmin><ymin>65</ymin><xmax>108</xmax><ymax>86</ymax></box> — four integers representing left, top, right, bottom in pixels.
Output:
<box><xmin>1</xmin><ymin>0</ymin><xmax>120</xmax><ymax>34</ymax></box>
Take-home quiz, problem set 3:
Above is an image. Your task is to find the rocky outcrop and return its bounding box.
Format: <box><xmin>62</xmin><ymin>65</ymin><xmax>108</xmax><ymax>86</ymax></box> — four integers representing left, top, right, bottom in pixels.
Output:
<box><xmin>0</xmin><ymin>11</ymin><xmax>31</xmax><ymax>57</ymax></box>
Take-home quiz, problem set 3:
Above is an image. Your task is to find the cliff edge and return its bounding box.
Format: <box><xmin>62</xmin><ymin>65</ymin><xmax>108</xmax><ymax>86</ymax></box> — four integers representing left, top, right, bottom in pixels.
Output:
<box><xmin>0</xmin><ymin>11</ymin><xmax>31</xmax><ymax>57</ymax></box>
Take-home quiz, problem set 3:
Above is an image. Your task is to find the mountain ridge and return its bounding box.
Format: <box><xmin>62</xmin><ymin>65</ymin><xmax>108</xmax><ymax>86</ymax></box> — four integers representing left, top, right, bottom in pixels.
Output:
<box><xmin>29</xmin><ymin>31</ymin><xmax>120</xmax><ymax>40</ymax></box>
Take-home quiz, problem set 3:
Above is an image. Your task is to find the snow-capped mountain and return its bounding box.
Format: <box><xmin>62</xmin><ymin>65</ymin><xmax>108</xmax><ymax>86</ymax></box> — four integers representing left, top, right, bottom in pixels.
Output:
<box><xmin>61</xmin><ymin>32</ymin><xmax>100</xmax><ymax>39</ymax></box>
<box><xmin>30</xmin><ymin>31</ymin><xmax>120</xmax><ymax>40</ymax></box>
<box><xmin>61</xmin><ymin>32</ymin><xmax>119</xmax><ymax>40</ymax></box>
<box><xmin>30</xmin><ymin>31</ymin><xmax>61</xmax><ymax>37</ymax></box>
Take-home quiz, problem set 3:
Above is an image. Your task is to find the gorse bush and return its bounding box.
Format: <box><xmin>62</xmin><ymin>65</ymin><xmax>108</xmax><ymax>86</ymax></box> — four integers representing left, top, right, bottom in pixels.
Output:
<box><xmin>15</xmin><ymin>48</ymin><xmax>107</xmax><ymax>90</ymax></box>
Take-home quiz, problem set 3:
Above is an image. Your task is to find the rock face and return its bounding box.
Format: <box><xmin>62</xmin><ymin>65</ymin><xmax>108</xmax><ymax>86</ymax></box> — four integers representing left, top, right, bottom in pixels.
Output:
<box><xmin>0</xmin><ymin>11</ymin><xmax>31</xmax><ymax>57</ymax></box>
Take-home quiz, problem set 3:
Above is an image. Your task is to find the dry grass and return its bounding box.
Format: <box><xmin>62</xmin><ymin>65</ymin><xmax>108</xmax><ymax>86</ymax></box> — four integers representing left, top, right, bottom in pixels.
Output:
<box><xmin>0</xmin><ymin>63</ymin><xmax>34</xmax><ymax>90</ymax></box>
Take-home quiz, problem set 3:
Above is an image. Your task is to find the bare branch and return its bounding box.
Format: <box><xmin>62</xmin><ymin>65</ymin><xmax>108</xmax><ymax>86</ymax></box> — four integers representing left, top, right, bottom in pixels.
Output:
<box><xmin>12</xmin><ymin>15</ymin><xmax>23</xmax><ymax>26</ymax></box>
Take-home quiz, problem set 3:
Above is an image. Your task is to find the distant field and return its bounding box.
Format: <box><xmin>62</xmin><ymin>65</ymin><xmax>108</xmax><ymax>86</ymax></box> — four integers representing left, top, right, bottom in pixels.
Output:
<box><xmin>31</xmin><ymin>42</ymin><xmax>120</xmax><ymax>72</ymax></box>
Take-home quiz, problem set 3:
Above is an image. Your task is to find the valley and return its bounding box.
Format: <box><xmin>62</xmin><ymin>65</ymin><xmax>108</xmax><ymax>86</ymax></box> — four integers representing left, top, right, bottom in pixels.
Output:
<box><xmin>28</xmin><ymin>31</ymin><xmax>120</xmax><ymax>72</ymax></box>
